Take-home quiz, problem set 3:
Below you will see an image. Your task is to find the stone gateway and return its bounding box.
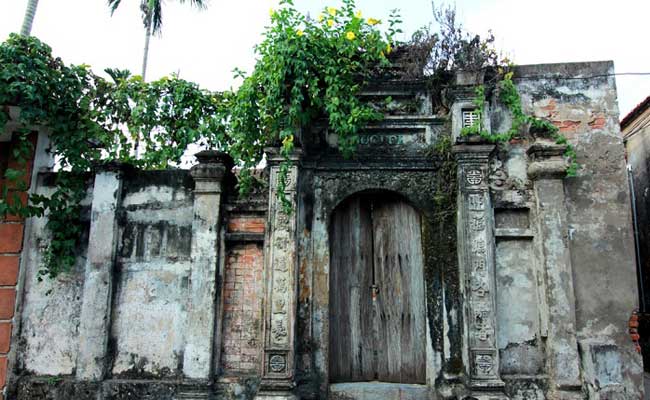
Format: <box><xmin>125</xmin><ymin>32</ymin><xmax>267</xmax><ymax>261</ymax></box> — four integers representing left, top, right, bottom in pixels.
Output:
<box><xmin>1</xmin><ymin>62</ymin><xmax>643</xmax><ymax>399</ymax></box>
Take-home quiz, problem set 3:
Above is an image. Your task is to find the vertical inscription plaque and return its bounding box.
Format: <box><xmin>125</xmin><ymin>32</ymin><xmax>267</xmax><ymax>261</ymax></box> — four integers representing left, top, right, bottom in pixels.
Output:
<box><xmin>258</xmin><ymin>149</ymin><xmax>301</xmax><ymax>399</ymax></box>
<box><xmin>453</xmin><ymin>144</ymin><xmax>504</xmax><ymax>390</ymax></box>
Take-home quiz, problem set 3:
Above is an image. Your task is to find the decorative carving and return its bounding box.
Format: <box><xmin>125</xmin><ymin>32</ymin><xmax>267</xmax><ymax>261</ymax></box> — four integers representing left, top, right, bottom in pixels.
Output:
<box><xmin>273</xmin><ymin>297</ymin><xmax>286</xmax><ymax>313</ymax></box>
<box><xmin>488</xmin><ymin>158</ymin><xmax>506</xmax><ymax>189</ymax></box>
<box><xmin>274</xmin><ymin>276</ymin><xmax>289</xmax><ymax>293</ymax></box>
<box><xmin>472</xmin><ymin>258</ymin><xmax>486</xmax><ymax>272</ymax></box>
<box><xmin>269</xmin><ymin>354</ymin><xmax>287</xmax><ymax>373</ymax></box>
<box><xmin>476</xmin><ymin>326</ymin><xmax>494</xmax><ymax>342</ymax></box>
<box><xmin>471</xmin><ymin>277</ymin><xmax>489</xmax><ymax>297</ymax></box>
<box><xmin>470</xmin><ymin>214</ymin><xmax>486</xmax><ymax>231</ymax></box>
<box><xmin>475</xmin><ymin>354</ymin><xmax>494</xmax><ymax>376</ymax></box>
<box><xmin>274</xmin><ymin>208</ymin><xmax>291</xmax><ymax>227</ymax></box>
<box><xmin>359</xmin><ymin>134</ymin><xmax>406</xmax><ymax>146</ymax></box>
<box><xmin>468</xmin><ymin>194</ymin><xmax>485</xmax><ymax>211</ymax></box>
<box><xmin>471</xmin><ymin>237</ymin><xmax>486</xmax><ymax>257</ymax></box>
<box><xmin>466</xmin><ymin>169</ymin><xmax>483</xmax><ymax>185</ymax></box>
<box><xmin>271</xmin><ymin>318</ymin><xmax>288</xmax><ymax>343</ymax></box>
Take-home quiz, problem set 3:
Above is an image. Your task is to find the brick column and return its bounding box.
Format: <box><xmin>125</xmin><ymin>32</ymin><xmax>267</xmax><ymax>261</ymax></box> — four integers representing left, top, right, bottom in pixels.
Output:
<box><xmin>453</xmin><ymin>142</ymin><xmax>506</xmax><ymax>397</ymax></box>
<box><xmin>0</xmin><ymin>129</ymin><xmax>39</xmax><ymax>399</ymax></box>
<box><xmin>257</xmin><ymin>148</ymin><xmax>301</xmax><ymax>400</ymax></box>
<box><xmin>528</xmin><ymin>141</ymin><xmax>582</xmax><ymax>398</ymax></box>
<box><xmin>76</xmin><ymin>165</ymin><xmax>124</xmax><ymax>380</ymax></box>
<box><xmin>183</xmin><ymin>150</ymin><xmax>231</xmax><ymax>383</ymax></box>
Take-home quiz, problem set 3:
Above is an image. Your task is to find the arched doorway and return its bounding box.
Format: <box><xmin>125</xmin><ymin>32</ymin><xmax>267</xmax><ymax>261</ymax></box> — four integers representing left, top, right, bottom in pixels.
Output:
<box><xmin>328</xmin><ymin>192</ymin><xmax>427</xmax><ymax>384</ymax></box>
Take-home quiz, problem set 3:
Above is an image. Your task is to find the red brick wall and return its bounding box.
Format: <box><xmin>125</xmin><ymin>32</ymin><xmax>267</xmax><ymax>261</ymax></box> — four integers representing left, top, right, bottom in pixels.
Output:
<box><xmin>227</xmin><ymin>217</ymin><xmax>265</xmax><ymax>234</ymax></box>
<box><xmin>0</xmin><ymin>132</ymin><xmax>37</xmax><ymax>399</ymax></box>
<box><xmin>221</xmin><ymin>243</ymin><xmax>265</xmax><ymax>373</ymax></box>
<box><xmin>221</xmin><ymin>216</ymin><xmax>266</xmax><ymax>374</ymax></box>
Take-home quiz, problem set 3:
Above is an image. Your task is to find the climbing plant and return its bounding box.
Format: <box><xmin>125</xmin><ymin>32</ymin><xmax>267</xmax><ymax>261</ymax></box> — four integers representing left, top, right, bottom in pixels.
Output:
<box><xmin>0</xmin><ymin>0</ymin><xmax>397</xmax><ymax>278</ymax></box>
<box><xmin>0</xmin><ymin>1</ymin><xmax>574</xmax><ymax>279</ymax></box>
<box><xmin>459</xmin><ymin>72</ymin><xmax>579</xmax><ymax>176</ymax></box>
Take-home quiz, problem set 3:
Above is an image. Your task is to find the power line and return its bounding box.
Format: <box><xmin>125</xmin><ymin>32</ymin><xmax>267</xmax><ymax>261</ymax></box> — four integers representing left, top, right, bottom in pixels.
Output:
<box><xmin>514</xmin><ymin>72</ymin><xmax>650</xmax><ymax>80</ymax></box>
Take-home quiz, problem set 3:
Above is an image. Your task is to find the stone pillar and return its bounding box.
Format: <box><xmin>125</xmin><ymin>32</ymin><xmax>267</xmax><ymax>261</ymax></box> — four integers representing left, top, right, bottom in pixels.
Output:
<box><xmin>76</xmin><ymin>165</ymin><xmax>124</xmax><ymax>380</ymax></box>
<box><xmin>528</xmin><ymin>141</ymin><xmax>582</xmax><ymax>397</ymax></box>
<box><xmin>183</xmin><ymin>151</ymin><xmax>232</xmax><ymax>382</ymax></box>
<box><xmin>453</xmin><ymin>143</ymin><xmax>505</xmax><ymax>395</ymax></box>
<box><xmin>257</xmin><ymin>148</ymin><xmax>301</xmax><ymax>400</ymax></box>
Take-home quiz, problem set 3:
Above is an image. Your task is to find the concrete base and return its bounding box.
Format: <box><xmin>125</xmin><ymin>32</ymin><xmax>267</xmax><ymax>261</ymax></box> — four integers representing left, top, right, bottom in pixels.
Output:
<box><xmin>255</xmin><ymin>392</ymin><xmax>298</xmax><ymax>400</ymax></box>
<box><xmin>470</xmin><ymin>392</ymin><xmax>508</xmax><ymax>400</ymax></box>
<box><xmin>328</xmin><ymin>382</ymin><xmax>428</xmax><ymax>400</ymax></box>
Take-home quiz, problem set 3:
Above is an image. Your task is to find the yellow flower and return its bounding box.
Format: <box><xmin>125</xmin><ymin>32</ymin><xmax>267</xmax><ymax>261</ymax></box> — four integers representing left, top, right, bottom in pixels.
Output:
<box><xmin>296</xmin><ymin>29</ymin><xmax>304</xmax><ymax>37</ymax></box>
<box><xmin>367</xmin><ymin>18</ymin><xmax>380</xmax><ymax>25</ymax></box>
<box><xmin>355</xmin><ymin>10</ymin><xmax>362</xmax><ymax>18</ymax></box>
<box><xmin>346</xmin><ymin>31</ymin><xmax>356</xmax><ymax>40</ymax></box>
<box><xmin>327</xmin><ymin>7</ymin><xmax>337</xmax><ymax>16</ymax></box>
<box><xmin>282</xmin><ymin>134</ymin><xmax>294</xmax><ymax>146</ymax></box>
<box><xmin>269</xmin><ymin>8</ymin><xmax>275</xmax><ymax>16</ymax></box>
<box><xmin>327</xmin><ymin>19</ymin><xmax>334</xmax><ymax>27</ymax></box>
<box><xmin>317</xmin><ymin>14</ymin><xmax>324</xmax><ymax>22</ymax></box>
<box><xmin>380</xmin><ymin>50</ymin><xmax>385</xmax><ymax>57</ymax></box>
<box><xmin>386</xmin><ymin>43</ymin><xmax>392</xmax><ymax>54</ymax></box>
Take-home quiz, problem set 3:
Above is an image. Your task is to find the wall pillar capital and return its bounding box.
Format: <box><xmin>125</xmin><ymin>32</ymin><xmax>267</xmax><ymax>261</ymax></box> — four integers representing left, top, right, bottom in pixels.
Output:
<box><xmin>527</xmin><ymin>142</ymin><xmax>569</xmax><ymax>180</ymax></box>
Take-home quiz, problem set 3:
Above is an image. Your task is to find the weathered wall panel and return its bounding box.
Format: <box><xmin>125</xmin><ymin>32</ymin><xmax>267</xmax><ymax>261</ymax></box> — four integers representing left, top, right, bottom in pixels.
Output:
<box><xmin>111</xmin><ymin>171</ymin><xmax>193</xmax><ymax>378</ymax></box>
<box><xmin>495</xmin><ymin>238</ymin><xmax>543</xmax><ymax>375</ymax></box>
<box><xmin>518</xmin><ymin>61</ymin><xmax>643</xmax><ymax>397</ymax></box>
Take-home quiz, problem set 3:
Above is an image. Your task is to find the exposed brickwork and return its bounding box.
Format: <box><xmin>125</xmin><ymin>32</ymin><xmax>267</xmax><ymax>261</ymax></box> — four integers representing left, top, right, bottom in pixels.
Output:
<box><xmin>0</xmin><ymin>290</ymin><xmax>16</xmax><ymax>320</ymax></box>
<box><xmin>0</xmin><ymin>324</ymin><xmax>11</xmax><ymax>354</ymax></box>
<box><xmin>0</xmin><ymin>224</ymin><xmax>24</xmax><ymax>254</ymax></box>
<box><xmin>0</xmin><ymin>131</ymin><xmax>37</xmax><ymax>396</ymax></box>
<box><xmin>221</xmin><ymin>243</ymin><xmax>264</xmax><ymax>373</ymax></box>
<box><xmin>227</xmin><ymin>217</ymin><xmax>265</xmax><ymax>234</ymax></box>
<box><xmin>0</xmin><ymin>257</ymin><xmax>19</xmax><ymax>286</ymax></box>
<box><xmin>630</xmin><ymin>310</ymin><xmax>641</xmax><ymax>353</ymax></box>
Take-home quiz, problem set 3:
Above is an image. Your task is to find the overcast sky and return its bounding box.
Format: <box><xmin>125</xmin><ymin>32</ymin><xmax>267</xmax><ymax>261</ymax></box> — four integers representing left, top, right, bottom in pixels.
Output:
<box><xmin>1</xmin><ymin>0</ymin><xmax>649</xmax><ymax>118</ymax></box>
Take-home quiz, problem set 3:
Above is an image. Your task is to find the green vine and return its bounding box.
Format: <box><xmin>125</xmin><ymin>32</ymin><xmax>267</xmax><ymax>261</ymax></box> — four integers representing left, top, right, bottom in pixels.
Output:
<box><xmin>459</xmin><ymin>71</ymin><xmax>578</xmax><ymax>176</ymax></box>
<box><xmin>1</xmin><ymin>1</ymin><xmax>580</xmax><ymax>281</ymax></box>
<box><xmin>0</xmin><ymin>0</ymin><xmax>397</xmax><ymax>278</ymax></box>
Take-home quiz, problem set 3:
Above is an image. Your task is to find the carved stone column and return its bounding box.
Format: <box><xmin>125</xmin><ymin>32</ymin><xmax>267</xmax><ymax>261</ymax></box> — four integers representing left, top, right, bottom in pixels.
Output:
<box><xmin>257</xmin><ymin>148</ymin><xmax>301</xmax><ymax>400</ymax></box>
<box><xmin>453</xmin><ymin>143</ymin><xmax>505</xmax><ymax>394</ymax></box>
<box><xmin>183</xmin><ymin>151</ymin><xmax>232</xmax><ymax>384</ymax></box>
<box><xmin>76</xmin><ymin>164</ymin><xmax>124</xmax><ymax>380</ymax></box>
<box><xmin>528</xmin><ymin>141</ymin><xmax>582</xmax><ymax>397</ymax></box>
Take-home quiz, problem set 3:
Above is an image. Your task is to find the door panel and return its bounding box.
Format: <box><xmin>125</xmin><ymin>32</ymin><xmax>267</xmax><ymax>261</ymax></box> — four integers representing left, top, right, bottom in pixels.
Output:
<box><xmin>373</xmin><ymin>200</ymin><xmax>426</xmax><ymax>384</ymax></box>
<box><xmin>329</xmin><ymin>197</ymin><xmax>375</xmax><ymax>382</ymax></box>
<box><xmin>329</xmin><ymin>195</ymin><xmax>426</xmax><ymax>384</ymax></box>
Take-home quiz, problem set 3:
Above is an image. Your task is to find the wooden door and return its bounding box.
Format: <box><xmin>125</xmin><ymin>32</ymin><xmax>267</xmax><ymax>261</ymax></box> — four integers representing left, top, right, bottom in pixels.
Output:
<box><xmin>329</xmin><ymin>195</ymin><xmax>426</xmax><ymax>384</ymax></box>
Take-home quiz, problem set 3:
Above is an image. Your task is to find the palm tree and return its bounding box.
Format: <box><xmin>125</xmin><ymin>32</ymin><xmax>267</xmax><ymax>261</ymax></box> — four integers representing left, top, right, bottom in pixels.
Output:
<box><xmin>107</xmin><ymin>0</ymin><xmax>208</xmax><ymax>81</ymax></box>
<box><xmin>20</xmin><ymin>0</ymin><xmax>40</xmax><ymax>36</ymax></box>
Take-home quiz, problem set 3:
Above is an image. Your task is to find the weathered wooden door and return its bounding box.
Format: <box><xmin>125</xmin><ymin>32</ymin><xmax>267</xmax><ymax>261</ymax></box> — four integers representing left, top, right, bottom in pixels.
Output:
<box><xmin>329</xmin><ymin>194</ymin><xmax>426</xmax><ymax>384</ymax></box>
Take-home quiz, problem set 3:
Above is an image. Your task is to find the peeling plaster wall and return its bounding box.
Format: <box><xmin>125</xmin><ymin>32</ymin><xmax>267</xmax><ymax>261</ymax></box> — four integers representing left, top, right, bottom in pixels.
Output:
<box><xmin>17</xmin><ymin>174</ymin><xmax>92</xmax><ymax>376</ymax></box>
<box><xmin>111</xmin><ymin>170</ymin><xmax>194</xmax><ymax>378</ymax></box>
<box><xmin>517</xmin><ymin>62</ymin><xmax>644</xmax><ymax>397</ymax></box>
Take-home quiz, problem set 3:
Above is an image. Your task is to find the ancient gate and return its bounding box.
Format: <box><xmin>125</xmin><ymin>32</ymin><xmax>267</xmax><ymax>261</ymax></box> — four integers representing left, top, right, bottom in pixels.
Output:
<box><xmin>329</xmin><ymin>193</ymin><xmax>426</xmax><ymax>384</ymax></box>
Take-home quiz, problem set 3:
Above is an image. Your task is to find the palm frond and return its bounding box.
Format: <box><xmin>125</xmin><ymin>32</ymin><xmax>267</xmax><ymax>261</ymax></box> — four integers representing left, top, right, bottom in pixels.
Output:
<box><xmin>150</xmin><ymin>0</ymin><xmax>163</xmax><ymax>35</ymax></box>
<box><xmin>107</xmin><ymin>0</ymin><xmax>122</xmax><ymax>15</ymax></box>
<box><xmin>179</xmin><ymin>0</ymin><xmax>209</xmax><ymax>10</ymax></box>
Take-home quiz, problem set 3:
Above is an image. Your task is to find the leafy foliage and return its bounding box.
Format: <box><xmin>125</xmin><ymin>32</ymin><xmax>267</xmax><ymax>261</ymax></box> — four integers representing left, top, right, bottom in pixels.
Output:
<box><xmin>0</xmin><ymin>0</ymin><xmax>396</xmax><ymax>277</ymax></box>
<box><xmin>0</xmin><ymin>34</ymin><xmax>228</xmax><ymax>278</ymax></box>
<box><xmin>459</xmin><ymin>72</ymin><xmax>578</xmax><ymax>176</ymax></box>
<box><xmin>0</xmin><ymin>1</ymin><xmax>575</xmax><ymax>281</ymax></box>
<box><xmin>224</xmin><ymin>0</ymin><xmax>396</xmax><ymax>207</ymax></box>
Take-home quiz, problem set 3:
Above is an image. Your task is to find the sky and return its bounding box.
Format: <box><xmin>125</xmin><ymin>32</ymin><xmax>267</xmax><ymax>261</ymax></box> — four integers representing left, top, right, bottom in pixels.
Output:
<box><xmin>1</xmin><ymin>0</ymin><xmax>649</xmax><ymax>118</ymax></box>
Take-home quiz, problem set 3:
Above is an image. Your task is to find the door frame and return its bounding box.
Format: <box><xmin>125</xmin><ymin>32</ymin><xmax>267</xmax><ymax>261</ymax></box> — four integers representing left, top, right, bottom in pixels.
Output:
<box><xmin>327</xmin><ymin>193</ymin><xmax>428</xmax><ymax>384</ymax></box>
<box><xmin>301</xmin><ymin>168</ymin><xmax>464</xmax><ymax>398</ymax></box>
<box><xmin>315</xmin><ymin>188</ymin><xmax>438</xmax><ymax>394</ymax></box>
